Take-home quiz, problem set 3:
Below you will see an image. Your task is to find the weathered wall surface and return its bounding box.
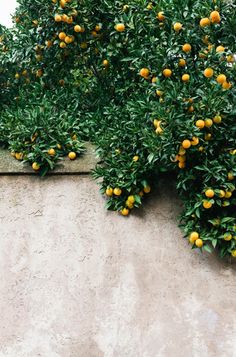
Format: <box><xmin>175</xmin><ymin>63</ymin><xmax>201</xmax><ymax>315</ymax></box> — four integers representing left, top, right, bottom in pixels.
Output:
<box><xmin>0</xmin><ymin>175</ymin><xmax>235</xmax><ymax>357</ymax></box>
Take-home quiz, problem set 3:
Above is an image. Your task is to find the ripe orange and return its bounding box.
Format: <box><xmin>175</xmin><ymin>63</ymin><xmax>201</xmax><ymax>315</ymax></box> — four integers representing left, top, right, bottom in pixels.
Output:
<box><xmin>140</xmin><ymin>68</ymin><xmax>150</xmax><ymax>78</ymax></box>
<box><xmin>173</xmin><ymin>22</ymin><xmax>183</xmax><ymax>31</ymax></box>
<box><xmin>65</xmin><ymin>36</ymin><xmax>73</xmax><ymax>44</ymax></box>
<box><xmin>121</xmin><ymin>208</ymin><xmax>129</xmax><ymax>216</ymax></box>
<box><xmin>225</xmin><ymin>191</ymin><xmax>232</xmax><ymax>198</ymax></box>
<box><xmin>191</xmin><ymin>137</ymin><xmax>199</xmax><ymax>146</ymax></box>
<box><xmin>204</xmin><ymin>119</ymin><xmax>213</xmax><ymax>127</ymax></box>
<box><xmin>54</xmin><ymin>14</ymin><xmax>62</xmax><ymax>22</ymax></box>
<box><xmin>210</xmin><ymin>10</ymin><xmax>221</xmax><ymax>24</ymax></box>
<box><xmin>216</xmin><ymin>45</ymin><xmax>225</xmax><ymax>53</ymax></box>
<box><xmin>182</xmin><ymin>74</ymin><xmax>190</xmax><ymax>82</ymax></box>
<box><xmin>190</xmin><ymin>232</ymin><xmax>199</xmax><ymax>241</ymax></box>
<box><xmin>195</xmin><ymin>239</ymin><xmax>203</xmax><ymax>248</ymax></box>
<box><xmin>74</xmin><ymin>25</ymin><xmax>82</xmax><ymax>33</ymax></box>
<box><xmin>58</xmin><ymin>32</ymin><xmax>66</xmax><ymax>40</ymax></box>
<box><xmin>15</xmin><ymin>152</ymin><xmax>23</xmax><ymax>161</ymax></box>
<box><xmin>178</xmin><ymin>162</ymin><xmax>186</xmax><ymax>169</ymax></box>
<box><xmin>133</xmin><ymin>155</ymin><xmax>139</xmax><ymax>162</ymax></box>
<box><xmin>219</xmin><ymin>190</ymin><xmax>225</xmax><ymax>198</ymax></box>
<box><xmin>115</xmin><ymin>23</ymin><xmax>125</xmax><ymax>32</ymax></box>
<box><xmin>195</xmin><ymin>120</ymin><xmax>205</xmax><ymax>129</ymax></box>
<box><xmin>68</xmin><ymin>152</ymin><xmax>76</xmax><ymax>160</ymax></box>
<box><xmin>105</xmin><ymin>187</ymin><xmax>113</xmax><ymax>197</ymax></box>
<box><xmin>203</xmin><ymin>200</ymin><xmax>212</xmax><ymax>209</ymax></box>
<box><xmin>182</xmin><ymin>43</ymin><xmax>191</xmax><ymax>53</ymax></box>
<box><xmin>204</xmin><ymin>68</ymin><xmax>214</xmax><ymax>78</ymax></box>
<box><xmin>216</xmin><ymin>74</ymin><xmax>227</xmax><ymax>84</ymax></box>
<box><xmin>200</xmin><ymin>18</ymin><xmax>210</xmax><ymax>27</ymax></box>
<box><xmin>222</xmin><ymin>81</ymin><xmax>231</xmax><ymax>90</ymax></box>
<box><xmin>178</xmin><ymin>59</ymin><xmax>186</xmax><ymax>67</ymax></box>
<box><xmin>32</xmin><ymin>162</ymin><xmax>40</xmax><ymax>171</ymax></box>
<box><xmin>156</xmin><ymin>90</ymin><xmax>163</xmax><ymax>97</ymax></box>
<box><xmin>157</xmin><ymin>12</ymin><xmax>165</xmax><ymax>21</ymax></box>
<box><xmin>205</xmin><ymin>189</ymin><xmax>215</xmax><ymax>198</ymax></box>
<box><xmin>163</xmin><ymin>69</ymin><xmax>172</xmax><ymax>77</ymax></box>
<box><xmin>182</xmin><ymin>140</ymin><xmax>191</xmax><ymax>149</ymax></box>
<box><xmin>48</xmin><ymin>148</ymin><xmax>56</xmax><ymax>156</ymax></box>
<box><xmin>127</xmin><ymin>195</ymin><xmax>135</xmax><ymax>204</ymax></box>
<box><xmin>114</xmin><ymin>187</ymin><xmax>122</xmax><ymax>196</ymax></box>
<box><xmin>231</xmin><ymin>250</ymin><xmax>236</xmax><ymax>257</ymax></box>
<box><xmin>103</xmin><ymin>59</ymin><xmax>109</xmax><ymax>67</ymax></box>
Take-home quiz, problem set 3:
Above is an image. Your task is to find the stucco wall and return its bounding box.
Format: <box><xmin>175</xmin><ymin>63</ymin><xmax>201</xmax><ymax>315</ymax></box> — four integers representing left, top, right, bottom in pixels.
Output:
<box><xmin>0</xmin><ymin>175</ymin><xmax>235</xmax><ymax>357</ymax></box>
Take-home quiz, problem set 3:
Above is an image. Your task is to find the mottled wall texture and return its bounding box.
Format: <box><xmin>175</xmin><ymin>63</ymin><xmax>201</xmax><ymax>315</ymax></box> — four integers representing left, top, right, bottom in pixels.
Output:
<box><xmin>0</xmin><ymin>176</ymin><xmax>235</xmax><ymax>357</ymax></box>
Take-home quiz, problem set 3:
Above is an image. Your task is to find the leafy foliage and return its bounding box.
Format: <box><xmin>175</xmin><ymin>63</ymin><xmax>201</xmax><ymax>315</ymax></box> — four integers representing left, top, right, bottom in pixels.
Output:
<box><xmin>0</xmin><ymin>0</ymin><xmax>235</xmax><ymax>257</ymax></box>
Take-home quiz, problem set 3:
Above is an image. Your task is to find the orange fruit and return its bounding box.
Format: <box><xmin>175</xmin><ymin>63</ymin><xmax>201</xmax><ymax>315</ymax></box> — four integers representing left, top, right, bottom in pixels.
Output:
<box><xmin>103</xmin><ymin>59</ymin><xmax>109</xmax><ymax>67</ymax></box>
<box><xmin>74</xmin><ymin>25</ymin><xmax>82</xmax><ymax>33</ymax></box>
<box><xmin>127</xmin><ymin>195</ymin><xmax>135</xmax><ymax>204</ymax></box>
<box><xmin>219</xmin><ymin>190</ymin><xmax>225</xmax><ymax>198</ymax></box>
<box><xmin>144</xmin><ymin>185</ymin><xmax>151</xmax><ymax>194</ymax></box>
<box><xmin>213</xmin><ymin>115</ymin><xmax>222</xmax><ymax>124</ymax></box>
<box><xmin>195</xmin><ymin>120</ymin><xmax>205</xmax><ymax>129</ymax></box>
<box><xmin>54</xmin><ymin>14</ymin><xmax>62</xmax><ymax>22</ymax></box>
<box><xmin>190</xmin><ymin>232</ymin><xmax>199</xmax><ymax>241</ymax></box>
<box><xmin>178</xmin><ymin>162</ymin><xmax>186</xmax><ymax>169</ymax></box>
<box><xmin>32</xmin><ymin>162</ymin><xmax>40</xmax><ymax>171</ymax></box>
<box><xmin>105</xmin><ymin>187</ymin><xmax>113</xmax><ymax>197</ymax></box>
<box><xmin>163</xmin><ymin>69</ymin><xmax>172</xmax><ymax>77</ymax></box>
<box><xmin>48</xmin><ymin>148</ymin><xmax>56</xmax><ymax>156</ymax></box>
<box><xmin>15</xmin><ymin>152</ymin><xmax>23</xmax><ymax>161</ymax></box>
<box><xmin>205</xmin><ymin>189</ymin><xmax>215</xmax><ymax>198</ymax></box>
<box><xmin>182</xmin><ymin>43</ymin><xmax>191</xmax><ymax>53</ymax></box>
<box><xmin>204</xmin><ymin>68</ymin><xmax>214</xmax><ymax>78</ymax></box>
<box><xmin>173</xmin><ymin>22</ymin><xmax>183</xmax><ymax>31</ymax></box>
<box><xmin>210</xmin><ymin>10</ymin><xmax>221</xmax><ymax>24</ymax></box>
<box><xmin>178</xmin><ymin>59</ymin><xmax>186</xmax><ymax>67</ymax></box>
<box><xmin>65</xmin><ymin>36</ymin><xmax>73</xmax><ymax>44</ymax></box>
<box><xmin>231</xmin><ymin>250</ymin><xmax>236</xmax><ymax>257</ymax></box>
<box><xmin>200</xmin><ymin>18</ymin><xmax>210</xmax><ymax>27</ymax></box>
<box><xmin>156</xmin><ymin>90</ymin><xmax>163</xmax><ymax>97</ymax></box>
<box><xmin>182</xmin><ymin>74</ymin><xmax>190</xmax><ymax>82</ymax></box>
<box><xmin>59</xmin><ymin>42</ymin><xmax>66</xmax><ymax>49</ymax></box>
<box><xmin>121</xmin><ymin>208</ymin><xmax>129</xmax><ymax>216</ymax></box>
<box><xmin>58</xmin><ymin>32</ymin><xmax>66</xmax><ymax>40</ymax></box>
<box><xmin>216</xmin><ymin>74</ymin><xmax>227</xmax><ymax>84</ymax></box>
<box><xmin>222</xmin><ymin>81</ymin><xmax>231</xmax><ymax>90</ymax></box>
<box><xmin>140</xmin><ymin>68</ymin><xmax>150</xmax><ymax>78</ymax></box>
<box><xmin>182</xmin><ymin>139</ymin><xmax>191</xmax><ymax>149</ymax></box>
<box><xmin>115</xmin><ymin>23</ymin><xmax>125</xmax><ymax>32</ymax></box>
<box><xmin>225</xmin><ymin>191</ymin><xmax>232</xmax><ymax>198</ymax></box>
<box><xmin>133</xmin><ymin>155</ymin><xmax>139</xmax><ymax>162</ymax></box>
<box><xmin>157</xmin><ymin>12</ymin><xmax>165</xmax><ymax>21</ymax></box>
<box><xmin>114</xmin><ymin>187</ymin><xmax>122</xmax><ymax>196</ymax></box>
<box><xmin>68</xmin><ymin>152</ymin><xmax>76</xmax><ymax>160</ymax></box>
<box><xmin>191</xmin><ymin>137</ymin><xmax>199</xmax><ymax>146</ymax></box>
<box><xmin>224</xmin><ymin>233</ymin><xmax>232</xmax><ymax>241</ymax></box>
<box><xmin>203</xmin><ymin>200</ymin><xmax>212</xmax><ymax>209</ymax></box>
<box><xmin>204</xmin><ymin>119</ymin><xmax>213</xmax><ymax>127</ymax></box>
<box><xmin>216</xmin><ymin>45</ymin><xmax>225</xmax><ymax>53</ymax></box>
<box><xmin>195</xmin><ymin>239</ymin><xmax>203</xmax><ymax>248</ymax></box>
<box><xmin>228</xmin><ymin>172</ymin><xmax>234</xmax><ymax>181</ymax></box>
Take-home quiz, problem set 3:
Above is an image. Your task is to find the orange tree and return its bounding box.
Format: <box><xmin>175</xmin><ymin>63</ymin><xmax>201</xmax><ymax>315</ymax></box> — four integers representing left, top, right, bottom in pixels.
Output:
<box><xmin>0</xmin><ymin>0</ymin><xmax>235</xmax><ymax>257</ymax></box>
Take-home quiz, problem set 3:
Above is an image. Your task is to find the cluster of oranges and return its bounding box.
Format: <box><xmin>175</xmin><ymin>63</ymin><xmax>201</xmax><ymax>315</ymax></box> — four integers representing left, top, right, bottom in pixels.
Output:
<box><xmin>105</xmin><ymin>185</ymin><xmax>151</xmax><ymax>216</ymax></box>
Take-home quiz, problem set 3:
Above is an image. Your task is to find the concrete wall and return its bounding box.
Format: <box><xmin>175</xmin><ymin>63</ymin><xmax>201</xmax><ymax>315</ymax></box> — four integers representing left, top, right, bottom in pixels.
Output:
<box><xmin>0</xmin><ymin>175</ymin><xmax>235</xmax><ymax>357</ymax></box>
